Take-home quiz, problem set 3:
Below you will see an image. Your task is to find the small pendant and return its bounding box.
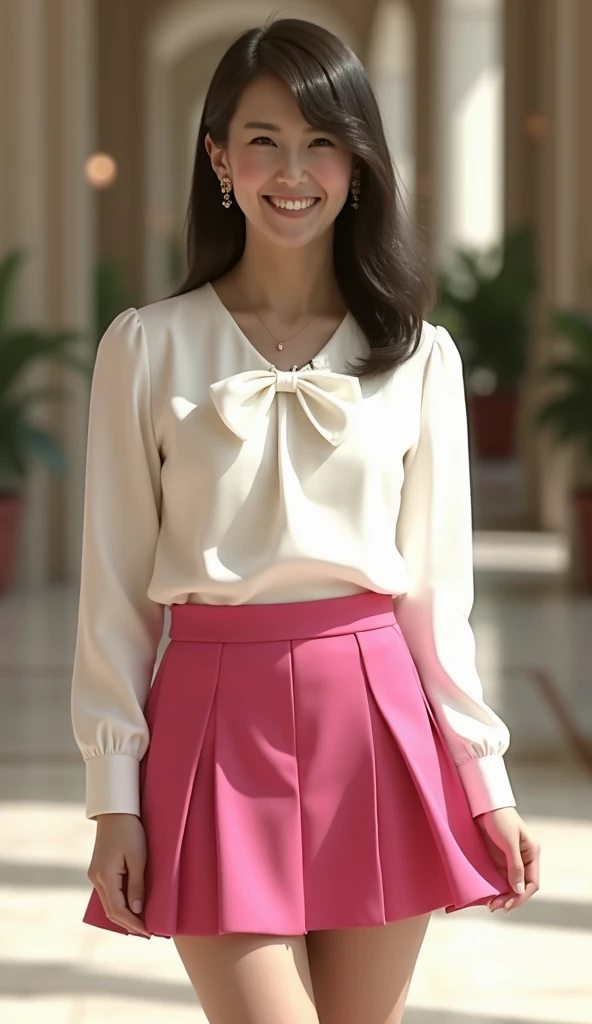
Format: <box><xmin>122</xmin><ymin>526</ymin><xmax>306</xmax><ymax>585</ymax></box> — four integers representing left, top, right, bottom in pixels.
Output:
<box><xmin>277</xmin><ymin>342</ymin><xmax>283</xmax><ymax>350</ymax></box>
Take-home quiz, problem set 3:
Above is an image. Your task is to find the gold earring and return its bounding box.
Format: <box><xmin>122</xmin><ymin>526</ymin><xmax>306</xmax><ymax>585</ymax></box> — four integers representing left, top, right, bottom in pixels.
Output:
<box><xmin>350</xmin><ymin>178</ymin><xmax>360</xmax><ymax>209</ymax></box>
<box><xmin>220</xmin><ymin>176</ymin><xmax>233</xmax><ymax>208</ymax></box>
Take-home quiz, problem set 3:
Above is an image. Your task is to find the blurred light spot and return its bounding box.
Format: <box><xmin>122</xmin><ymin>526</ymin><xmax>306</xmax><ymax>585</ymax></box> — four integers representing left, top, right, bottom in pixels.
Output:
<box><xmin>525</xmin><ymin>113</ymin><xmax>548</xmax><ymax>140</ymax></box>
<box><xmin>85</xmin><ymin>153</ymin><xmax>118</xmax><ymax>189</ymax></box>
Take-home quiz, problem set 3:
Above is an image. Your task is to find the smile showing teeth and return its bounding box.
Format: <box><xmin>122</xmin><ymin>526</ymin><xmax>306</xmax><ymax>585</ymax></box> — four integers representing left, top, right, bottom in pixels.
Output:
<box><xmin>266</xmin><ymin>196</ymin><xmax>320</xmax><ymax>211</ymax></box>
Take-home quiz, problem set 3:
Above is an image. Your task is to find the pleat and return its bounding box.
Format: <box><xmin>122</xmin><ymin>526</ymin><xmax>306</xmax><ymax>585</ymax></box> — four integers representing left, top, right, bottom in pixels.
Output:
<box><xmin>291</xmin><ymin>631</ymin><xmax>386</xmax><ymax>930</ymax></box>
<box><xmin>177</xmin><ymin>638</ymin><xmax>306</xmax><ymax>935</ymax></box>
<box><xmin>357</xmin><ymin>624</ymin><xmax>510</xmax><ymax>914</ymax></box>
<box><xmin>139</xmin><ymin>640</ymin><xmax>221</xmax><ymax>935</ymax></box>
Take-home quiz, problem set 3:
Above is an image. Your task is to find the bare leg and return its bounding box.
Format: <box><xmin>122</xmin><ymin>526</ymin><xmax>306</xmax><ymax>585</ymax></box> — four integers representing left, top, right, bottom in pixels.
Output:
<box><xmin>174</xmin><ymin>932</ymin><xmax>320</xmax><ymax>1024</ymax></box>
<box><xmin>305</xmin><ymin>913</ymin><xmax>431</xmax><ymax>1024</ymax></box>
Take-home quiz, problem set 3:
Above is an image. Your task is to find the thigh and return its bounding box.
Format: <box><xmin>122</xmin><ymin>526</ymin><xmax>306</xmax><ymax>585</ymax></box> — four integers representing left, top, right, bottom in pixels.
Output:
<box><xmin>174</xmin><ymin>932</ymin><xmax>320</xmax><ymax>1024</ymax></box>
<box><xmin>305</xmin><ymin>913</ymin><xmax>431</xmax><ymax>1024</ymax></box>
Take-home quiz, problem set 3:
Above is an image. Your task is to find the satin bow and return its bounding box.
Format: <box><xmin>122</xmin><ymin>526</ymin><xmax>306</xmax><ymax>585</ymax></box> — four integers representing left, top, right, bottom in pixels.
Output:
<box><xmin>210</xmin><ymin>365</ymin><xmax>363</xmax><ymax>446</ymax></box>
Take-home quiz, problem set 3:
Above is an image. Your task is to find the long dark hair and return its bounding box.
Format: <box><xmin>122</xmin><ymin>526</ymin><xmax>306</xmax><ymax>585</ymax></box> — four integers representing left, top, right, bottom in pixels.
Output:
<box><xmin>170</xmin><ymin>17</ymin><xmax>435</xmax><ymax>381</ymax></box>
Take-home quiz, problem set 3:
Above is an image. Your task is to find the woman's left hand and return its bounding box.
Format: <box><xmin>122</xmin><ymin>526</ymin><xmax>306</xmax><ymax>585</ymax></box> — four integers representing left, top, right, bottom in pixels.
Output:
<box><xmin>474</xmin><ymin>806</ymin><xmax>541</xmax><ymax>914</ymax></box>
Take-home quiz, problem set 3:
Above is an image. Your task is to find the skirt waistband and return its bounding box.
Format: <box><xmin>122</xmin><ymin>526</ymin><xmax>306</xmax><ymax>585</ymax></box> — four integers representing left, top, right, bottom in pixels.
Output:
<box><xmin>168</xmin><ymin>591</ymin><xmax>397</xmax><ymax>643</ymax></box>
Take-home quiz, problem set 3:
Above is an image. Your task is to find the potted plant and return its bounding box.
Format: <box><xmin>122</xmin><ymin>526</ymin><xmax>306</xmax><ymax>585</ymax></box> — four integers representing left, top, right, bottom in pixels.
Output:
<box><xmin>434</xmin><ymin>223</ymin><xmax>536</xmax><ymax>458</ymax></box>
<box><xmin>0</xmin><ymin>249</ymin><xmax>92</xmax><ymax>594</ymax></box>
<box><xmin>533</xmin><ymin>285</ymin><xmax>592</xmax><ymax>588</ymax></box>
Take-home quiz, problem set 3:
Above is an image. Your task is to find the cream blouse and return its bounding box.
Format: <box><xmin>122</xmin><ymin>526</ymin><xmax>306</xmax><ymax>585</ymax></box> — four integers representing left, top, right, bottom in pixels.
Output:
<box><xmin>71</xmin><ymin>281</ymin><xmax>516</xmax><ymax>821</ymax></box>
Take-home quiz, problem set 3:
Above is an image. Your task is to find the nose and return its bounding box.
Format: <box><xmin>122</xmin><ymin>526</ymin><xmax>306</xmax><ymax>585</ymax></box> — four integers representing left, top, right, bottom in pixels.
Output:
<box><xmin>276</xmin><ymin>150</ymin><xmax>308</xmax><ymax>187</ymax></box>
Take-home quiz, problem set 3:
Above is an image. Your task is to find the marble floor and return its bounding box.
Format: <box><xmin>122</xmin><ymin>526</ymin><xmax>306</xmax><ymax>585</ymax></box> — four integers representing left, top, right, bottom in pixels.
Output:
<box><xmin>0</xmin><ymin>573</ymin><xmax>591</xmax><ymax>1023</ymax></box>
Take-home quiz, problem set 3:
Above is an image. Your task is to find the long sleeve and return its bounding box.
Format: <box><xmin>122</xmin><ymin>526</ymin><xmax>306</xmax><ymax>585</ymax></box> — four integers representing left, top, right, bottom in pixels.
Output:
<box><xmin>71</xmin><ymin>308</ymin><xmax>165</xmax><ymax>820</ymax></box>
<box><xmin>394</xmin><ymin>324</ymin><xmax>516</xmax><ymax>817</ymax></box>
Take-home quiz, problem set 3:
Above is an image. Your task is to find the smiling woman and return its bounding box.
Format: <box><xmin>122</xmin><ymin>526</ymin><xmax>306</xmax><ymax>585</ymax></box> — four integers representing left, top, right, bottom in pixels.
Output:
<box><xmin>169</xmin><ymin>17</ymin><xmax>435</xmax><ymax>382</ymax></box>
<box><xmin>200</xmin><ymin>71</ymin><xmax>362</xmax><ymax>314</ymax></box>
<box><xmin>72</xmin><ymin>14</ymin><xmax>538</xmax><ymax>1024</ymax></box>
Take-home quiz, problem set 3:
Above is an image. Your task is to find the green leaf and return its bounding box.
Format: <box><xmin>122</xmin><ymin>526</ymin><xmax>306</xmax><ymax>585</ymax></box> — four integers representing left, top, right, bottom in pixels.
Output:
<box><xmin>434</xmin><ymin>223</ymin><xmax>536</xmax><ymax>385</ymax></box>
<box><xmin>551</xmin><ymin>309</ymin><xmax>592</xmax><ymax>359</ymax></box>
<box><xmin>0</xmin><ymin>330</ymin><xmax>88</xmax><ymax>398</ymax></box>
<box><xmin>533</xmin><ymin>283</ymin><xmax>592</xmax><ymax>455</ymax></box>
<box><xmin>533</xmin><ymin>394</ymin><xmax>592</xmax><ymax>438</ymax></box>
<box><xmin>0</xmin><ymin>247</ymin><xmax>90</xmax><ymax>481</ymax></box>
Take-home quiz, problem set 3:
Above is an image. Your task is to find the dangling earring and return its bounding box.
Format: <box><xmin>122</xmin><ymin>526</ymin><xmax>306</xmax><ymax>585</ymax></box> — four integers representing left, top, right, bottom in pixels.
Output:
<box><xmin>350</xmin><ymin>177</ymin><xmax>360</xmax><ymax>209</ymax></box>
<box><xmin>220</xmin><ymin>176</ymin><xmax>233</xmax><ymax>208</ymax></box>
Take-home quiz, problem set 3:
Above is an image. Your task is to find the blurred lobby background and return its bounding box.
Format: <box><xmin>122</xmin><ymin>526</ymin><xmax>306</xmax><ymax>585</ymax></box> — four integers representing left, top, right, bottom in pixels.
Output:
<box><xmin>1</xmin><ymin>0</ymin><xmax>591</xmax><ymax>1021</ymax></box>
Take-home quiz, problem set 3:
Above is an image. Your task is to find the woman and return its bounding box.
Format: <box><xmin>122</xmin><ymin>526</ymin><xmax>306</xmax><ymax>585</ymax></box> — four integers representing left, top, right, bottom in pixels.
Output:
<box><xmin>71</xmin><ymin>17</ymin><xmax>540</xmax><ymax>1024</ymax></box>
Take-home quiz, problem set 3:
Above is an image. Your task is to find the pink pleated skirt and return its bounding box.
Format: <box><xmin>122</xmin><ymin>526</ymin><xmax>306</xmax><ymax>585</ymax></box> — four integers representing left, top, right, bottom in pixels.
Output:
<box><xmin>83</xmin><ymin>590</ymin><xmax>510</xmax><ymax>938</ymax></box>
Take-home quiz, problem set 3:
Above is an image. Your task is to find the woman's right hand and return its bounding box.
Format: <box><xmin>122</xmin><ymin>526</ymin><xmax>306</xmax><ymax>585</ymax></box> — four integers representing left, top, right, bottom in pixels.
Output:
<box><xmin>87</xmin><ymin>812</ymin><xmax>151</xmax><ymax>937</ymax></box>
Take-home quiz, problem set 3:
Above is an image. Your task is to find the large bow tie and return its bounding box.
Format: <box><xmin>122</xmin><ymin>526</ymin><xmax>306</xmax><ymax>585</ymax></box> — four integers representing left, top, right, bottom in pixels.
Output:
<box><xmin>210</xmin><ymin>365</ymin><xmax>363</xmax><ymax>446</ymax></box>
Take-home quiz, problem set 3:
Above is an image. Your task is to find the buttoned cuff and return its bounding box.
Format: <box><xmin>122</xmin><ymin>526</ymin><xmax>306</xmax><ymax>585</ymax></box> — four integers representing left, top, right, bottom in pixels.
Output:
<box><xmin>456</xmin><ymin>754</ymin><xmax>517</xmax><ymax>817</ymax></box>
<box><xmin>85</xmin><ymin>753</ymin><xmax>141</xmax><ymax>820</ymax></box>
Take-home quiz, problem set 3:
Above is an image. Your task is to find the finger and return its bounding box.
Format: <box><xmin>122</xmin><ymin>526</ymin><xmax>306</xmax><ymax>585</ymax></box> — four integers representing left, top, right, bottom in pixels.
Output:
<box><xmin>97</xmin><ymin>875</ymin><xmax>137</xmax><ymax>933</ymax></box>
<box><xmin>106</xmin><ymin>874</ymin><xmax>151</xmax><ymax>937</ymax></box>
<box><xmin>489</xmin><ymin>834</ymin><xmax>541</xmax><ymax>913</ymax></box>
<box><xmin>125</xmin><ymin>856</ymin><xmax>146</xmax><ymax>917</ymax></box>
<box><xmin>490</xmin><ymin>875</ymin><xmax>540</xmax><ymax>913</ymax></box>
<box><xmin>504</xmin><ymin>842</ymin><xmax>541</xmax><ymax>912</ymax></box>
<box><xmin>95</xmin><ymin>880</ymin><xmax>113</xmax><ymax>921</ymax></box>
<box><xmin>504</xmin><ymin>840</ymin><xmax>526</xmax><ymax>897</ymax></box>
<box><xmin>502</xmin><ymin>880</ymin><xmax>539</xmax><ymax>913</ymax></box>
<box><xmin>524</xmin><ymin>840</ymin><xmax>541</xmax><ymax>890</ymax></box>
<box><xmin>488</xmin><ymin>890</ymin><xmax>513</xmax><ymax>912</ymax></box>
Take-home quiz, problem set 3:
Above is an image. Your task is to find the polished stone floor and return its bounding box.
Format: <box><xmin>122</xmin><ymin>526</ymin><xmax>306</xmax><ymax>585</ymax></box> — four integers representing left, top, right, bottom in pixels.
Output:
<box><xmin>0</xmin><ymin>573</ymin><xmax>591</xmax><ymax>1023</ymax></box>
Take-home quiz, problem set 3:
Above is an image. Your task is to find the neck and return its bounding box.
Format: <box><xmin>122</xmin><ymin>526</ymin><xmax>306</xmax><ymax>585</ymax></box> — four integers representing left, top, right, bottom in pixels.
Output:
<box><xmin>230</xmin><ymin>226</ymin><xmax>345</xmax><ymax>323</ymax></box>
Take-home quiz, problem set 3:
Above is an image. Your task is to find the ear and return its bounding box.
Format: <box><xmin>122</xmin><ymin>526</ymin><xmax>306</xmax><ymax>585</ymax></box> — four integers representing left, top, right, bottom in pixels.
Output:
<box><xmin>204</xmin><ymin>131</ymin><xmax>230</xmax><ymax>181</ymax></box>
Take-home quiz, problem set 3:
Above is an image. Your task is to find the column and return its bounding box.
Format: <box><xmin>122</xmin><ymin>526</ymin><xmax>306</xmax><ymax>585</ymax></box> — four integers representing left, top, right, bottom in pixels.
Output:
<box><xmin>409</xmin><ymin>0</ymin><xmax>440</xmax><ymax>256</ymax></box>
<box><xmin>433</xmin><ymin>0</ymin><xmax>503</xmax><ymax>264</ymax></box>
<box><xmin>367</xmin><ymin>0</ymin><xmax>416</xmax><ymax>211</ymax></box>
<box><xmin>44</xmin><ymin>0</ymin><xmax>96</xmax><ymax>582</ymax></box>
<box><xmin>505</xmin><ymin>0</ymin><xmax>590</xmax><ymax>577</ymax></box>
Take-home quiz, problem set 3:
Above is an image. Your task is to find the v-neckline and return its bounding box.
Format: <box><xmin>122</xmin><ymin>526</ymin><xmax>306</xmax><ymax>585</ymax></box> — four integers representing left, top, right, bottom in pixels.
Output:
<box><xmin>206</xmin><ymin>280</ymin><xmax>352</xmax><ymax>371</ymax></box>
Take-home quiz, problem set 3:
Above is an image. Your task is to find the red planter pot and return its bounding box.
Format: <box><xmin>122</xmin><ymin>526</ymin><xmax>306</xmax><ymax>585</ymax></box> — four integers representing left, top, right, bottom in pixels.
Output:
<box><xmin>0</xmin><ymin>492</ymin><xmax>25</xmax><ymax>595</ymax></box>
<box><xmin>468</xmin><ymin>389</ymin><xmax>519</xmax><ymax>459</ymax></box>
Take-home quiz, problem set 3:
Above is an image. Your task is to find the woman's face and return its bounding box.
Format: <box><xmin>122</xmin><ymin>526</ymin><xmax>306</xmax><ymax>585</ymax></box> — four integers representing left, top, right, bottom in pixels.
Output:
<box><xmin>205</xmin><ymin>74</ymin><xmax>355</xmax><ymax>248</ymax></box>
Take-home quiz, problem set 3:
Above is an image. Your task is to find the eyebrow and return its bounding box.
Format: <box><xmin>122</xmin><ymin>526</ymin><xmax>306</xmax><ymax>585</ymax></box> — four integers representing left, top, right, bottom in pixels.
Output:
<box><xmin>242</xmin><ymin>121</ymin><xmax>326</xmax><ymax>133</ymax></box>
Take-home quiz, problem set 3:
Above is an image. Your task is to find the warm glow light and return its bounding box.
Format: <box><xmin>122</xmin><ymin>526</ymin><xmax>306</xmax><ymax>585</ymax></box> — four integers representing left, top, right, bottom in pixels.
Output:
<box><xmin>525</xmin><ymin>113</ymin><xmax>548</xmax><ymax>140</ymax></box>
<box><xmin>85</xmin><ymin>152</ymin><xmax>118</xmax><ymax>189</ymax></box>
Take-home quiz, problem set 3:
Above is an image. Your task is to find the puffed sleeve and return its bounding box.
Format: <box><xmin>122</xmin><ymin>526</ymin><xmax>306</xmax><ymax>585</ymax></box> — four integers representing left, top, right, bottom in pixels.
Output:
<box><xmin>394</xmin><ymin>324</ymin><xmax>516</xmax><ymax>817</ymax></box>
<box><xmin>71</xmin><ymin>308</ymin><xmax>165</xmax><ymax>820</ymax></box>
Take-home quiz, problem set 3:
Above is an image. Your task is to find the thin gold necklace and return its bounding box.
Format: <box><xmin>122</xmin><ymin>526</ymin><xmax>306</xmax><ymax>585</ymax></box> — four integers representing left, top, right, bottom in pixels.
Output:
<box><xmin>233</xmin><ymin>280</ymin><xmax>317</xmax><ymax>352</ymax></box>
